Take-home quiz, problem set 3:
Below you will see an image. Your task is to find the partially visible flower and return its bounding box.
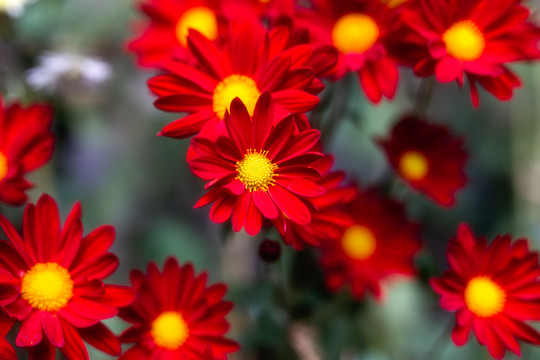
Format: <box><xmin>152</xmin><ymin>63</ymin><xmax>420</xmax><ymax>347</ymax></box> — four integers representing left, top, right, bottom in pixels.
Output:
<box><xmin>119</xmin><ymin>257</ymin><xmax>239</xmax><ymax>359</ymax></box>
<box><xmin>0</xmin><ymin>96</ymin><xmax>54</xmax><ymax>206</ymax></box>
<box><xmin>377</xmin><ymin>115</ymin><xmax>467</xmax><ymax>207</ymax></box>
<box><xmin>0</xmin><ymin>0</ymin><xmax>36</xmax><ymax>17</ymax></box>
<box><xmin>258</xmin><ymin>239</ymin><xmax>282</xmax><ymax>263</ymax></box>
<box><xmin>431</xmin><ymin>224</ymin><xmax>540</xmax><ymax>359</ymax></box>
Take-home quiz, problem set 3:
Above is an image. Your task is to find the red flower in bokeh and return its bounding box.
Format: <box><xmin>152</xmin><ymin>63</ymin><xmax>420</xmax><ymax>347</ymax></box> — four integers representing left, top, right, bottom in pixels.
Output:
<box><xmin>377</xmin><ymin>115</ymin><xmax>467</xmax><ymax>207</ymax></box>
<box><xmin>401</xmin><ymin>0</ymin><xmax>540</xmax><ymax>106</ymax></box>
<box><xmin>0</xmin><ymin>195</ymin><xmax>135</xmax><ymax>360</ymax></box>
<box><xmin>431</xmin><ymin>223</ymin><xmax>540</xmax><ymax>359</ymax></box>
<box><xmin>0</xmin><ymin>96</ymin><xmax>54</xmax><ymax>206</ymax></box>
<box><xmin>119</xmin><ymin>257</ymin><xmax>239</xmax><ymax>359</ymax></box>
<box><xmin>320</xmin><ymin>190</ymin><xmax>421</xmax><ymax>299</ymax></box>
<box><xmin>189</xmin><ymin>94</ymin><xmax>326</xmax><ymax>236</ymax></box>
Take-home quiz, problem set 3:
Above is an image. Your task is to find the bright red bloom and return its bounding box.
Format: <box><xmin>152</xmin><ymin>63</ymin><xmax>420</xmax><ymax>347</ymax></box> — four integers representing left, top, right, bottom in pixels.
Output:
<box><xmin>189</xmin><ymin>94</ymin><xmax>326</xmax><ymax>236</ymax></box>
<box><xmin>377</xmin><ymin>115</ymin><xmax>467</xmax><ymax>207</ymax></box>
<box><xmin>0</xmin><ymin>195</ymin><xmax>135</xmax><ymax>360</ymax></box>
<box><xmin>118</xmin><ymin>257</ymin><xmax>239</xmax><ymax>359</ymax></box>
<box><xmin>319</xmin><ymin>190</ymin><xmax>421</xmax><ymax>299</ymax></box>
<box><xmin>0</xmin><ymin>96</ymin><xmax>54</xmax><ymax>206</ymax></box>
<box><xmin>431</xmin><ymin>224</ymin><xmax>540</xmax><ymax>359</ymax></box>
<box><xmin>401</xmin><ymin>0</ymin><xmax>540</xmax><ymax>106</ymax></box>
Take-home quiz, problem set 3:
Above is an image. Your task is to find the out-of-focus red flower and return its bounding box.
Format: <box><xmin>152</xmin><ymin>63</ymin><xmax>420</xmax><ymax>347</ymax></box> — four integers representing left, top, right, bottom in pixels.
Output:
<box><xmin>189</xmin><ymin>94</ymin><xmax>326</xmax><ymax>236</ymax></box>
<box><xmin>258</xmin><ymin>239</ymin><xmax>282</xmax><ymax>263</ymax></box>
<box><xmin>0</xmin><ymin>195</ymin><xmax>135</xmax><ymax>360</ymax></box>
<box><xmin>377</xmin><ymin>115</ymin><xmax>467</xmax><ymax>207</ymax></box>
<box><xmin>0</xmin><ymin>96</ymin><xmax>54</xmax><ymax>206</ymax></box>
<box><xmin>119</xmin><ymin>257</ymin><xmax>239</xmax><ymax>359</ymax></box>
<box><xmin>401</xmin><ymin>0</ymin><xmax>540</xmax><ymax>106</ymax></box>
<box><xmin>431</xmin><ymin>223</ymin><xmax>540</xmax><ymax>359</ymax></box>
<box><xmin>319</xmin><ymin>190</ymin><xmax>421</xmax><ymax>299</ymax></box>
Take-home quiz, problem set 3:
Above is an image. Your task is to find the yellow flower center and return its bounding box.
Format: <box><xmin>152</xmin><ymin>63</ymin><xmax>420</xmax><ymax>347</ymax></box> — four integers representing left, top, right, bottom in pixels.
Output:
<box><xmin>236</xmin><ymin>149</ymin><xmax>278</xmax><ymax>192</ymax></box>
<box><xmin>464</xmin><ymin>276</ymin><xmax>506</xmax><ymax>318</ymax></box>
<box><xmin>21</xmin><ymin>262</ymin><xmax>74</xmax><ymax>312</ymax></box>
<box><xmin>442</xmin><ymin>20</ymin><xmax>485</xmax><ymax>61</ymax></box>
<box><xmin>151</xmin><ymin>311</ymin><xmax>189</xmax><ymax>350</ymax></box>
<box><xmin>213</xmin><ymin>75</ymin><xmax>261</xmax><ymax>120</ymax></box>
<box><xmin>331</xmin><ymin>13</ymin><xmax>380</xmax><ymax>55</ymax></box>
<box><xmin>0</xmin><ymin>152</ymin><xmax>7</xmax><ymax>181</ymax></box>
<box><xmin>399</xmin><ymin>151</ymin><xmax>429</xmax><ymax>181</ymax></box>
<box><xmin>341</xmin><ymin>225</ymin><xmax>377</xmax><ymax>260</ymax></box>
<box><xmin>175</xmin><ymin>6</ymin><xmax>218</xmax><ymax>47</ymax></box>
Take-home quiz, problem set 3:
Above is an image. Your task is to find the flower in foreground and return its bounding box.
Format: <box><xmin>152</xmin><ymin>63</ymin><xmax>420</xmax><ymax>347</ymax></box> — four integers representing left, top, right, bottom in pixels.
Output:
<box><xmin>431</xmin><ymin>223</ymin><xmax>540</xmax><ymax>359</ymax></box>
<box><xmin>377</xmin><ymin>115</ymin><xmax>467</xmax><ymax>207</ymax></box>
<box><xmin>119</xmin><ymin>257</ymin><xmax>239</xmax><ymax>359</ymax></box>
<box><xmin>0</xmin><ymin>96</ymin><xmax>54</xmax><ymax>206</ymax></box>
<box><xmin>0</xmin><ymin>194</ymin><xmax>135</xmax><ymax>359</ymax></box>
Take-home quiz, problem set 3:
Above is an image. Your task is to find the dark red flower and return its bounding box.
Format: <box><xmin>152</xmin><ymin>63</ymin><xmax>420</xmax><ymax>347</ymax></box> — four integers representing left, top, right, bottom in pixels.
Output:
<box><xmin>258</xmin><ymin>239</ymin><xmax>282</xmax><ymax>263</ymax></box>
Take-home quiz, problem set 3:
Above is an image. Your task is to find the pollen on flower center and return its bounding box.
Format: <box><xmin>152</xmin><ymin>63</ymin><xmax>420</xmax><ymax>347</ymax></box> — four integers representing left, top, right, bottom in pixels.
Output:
<box><xmin>175</xmin><ymin>6</ymin><xmax>218</xmax><ymax>47</ymax></box>
<box><xmin>331</xmin><ymin>13</ymin><xmax>380</xmax><ymax>54</ymax></box>
<box><xmin>151</xmin><ymin>311</ymin><xmax>189</xmax><ymax>350</ymax></box>
<box><xmin>442</xmin><ymin>20</ymin><xmax>485</xmax><ymax>61</ymax></box>
<box><xmin>399</xmin><ymin>150</ymin><xmax>429</xmax><ymax>181</ymax></box>
<box><xmin>465</xmin><ymin>276</ymin><xmax>506</xmax><ymax>318</ymax></box>
<box><xmin>213</xmin><ymin>75</ymin><xmax>261</xmax><ymax>120</ymax></box>
<box><xmin>21</xmin><ymin>262</ymin><xmax>74</xmax><ymax>312</ymax></box>
<box><xmin>341</xmin><ymin>225</ymin><xmax>377</xmax><ymax>260</ymax></box>
<box><xmin>236</xmin><ymin>149</ymin><xmax>278</xmax><ymax>192</ymax></box>
<box><xmin>0</xmin><ymin>152</ymin><xmax>8</xmax><ymax>181</ymax></box>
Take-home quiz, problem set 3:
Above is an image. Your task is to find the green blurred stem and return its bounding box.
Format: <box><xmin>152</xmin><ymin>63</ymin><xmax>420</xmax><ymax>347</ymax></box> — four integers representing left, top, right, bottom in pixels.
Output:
<box><xmin>420</xmin><ymin>316</ymin><xmax>453</xmax><ymax>360</ymax></box>
<box><xmin>415</xmin><ymin>77</ymin><xmax>436</xmax><ymax>117</ymax></box>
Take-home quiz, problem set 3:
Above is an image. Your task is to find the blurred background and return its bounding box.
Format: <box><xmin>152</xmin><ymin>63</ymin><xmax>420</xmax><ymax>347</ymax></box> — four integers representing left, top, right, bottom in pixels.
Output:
<box><xmin>1</xmin><ymin>0</ymin><xmax>540</xmax><ymax>359</ymax></box>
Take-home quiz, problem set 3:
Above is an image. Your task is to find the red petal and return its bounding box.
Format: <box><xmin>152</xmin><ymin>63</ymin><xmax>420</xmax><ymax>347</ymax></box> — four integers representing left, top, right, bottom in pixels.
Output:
<box><xmin>268</xmin><ymin>185</ymin><xmax>311</xmax><ymax>225</ymax></box>
<box><xmin>16</xmin><ymin>310</ymin><xmax>42</xmax><ymax>347</ymax></box>
<box><xmin>79</xmin><ymin>322</ymin><xmax>121</xmax><ymax>356</ymax></box>
<box><xmin>435</xmin><ymin>57</ymin><xmax>462</xmax><ymax>83</ymax></box>
<box><xmin>42</xmin><ymin>312</ymin><xmax>64</xmax><ymax>347</ymax></box>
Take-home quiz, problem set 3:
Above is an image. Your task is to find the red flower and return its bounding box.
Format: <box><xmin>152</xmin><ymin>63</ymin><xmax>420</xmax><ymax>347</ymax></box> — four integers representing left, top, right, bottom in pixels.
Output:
<box><xmin>149</xmin><ymin>21</ymin><xmax>323</xmax><ymax>139</ymax></box>
<box><xmin>0</xmin><ymin>195</ymin><xmax>135</xmax><ymax>360</ymax></box>
<box><xmin>118</xmin><ymin>257</ymin><xmax>239</xmax><ymax>359</ymax></box>
<box><xmin>189</xmin><ymin>94</ymin><xmax>326</xmax><ymax>236</ymax></box>
<box><xmin>377</xmin><ymin>115</ymin><xmax>467</xmax><ymax>207</ymax></box>
<box><xmin>0</xmin><ymin>96</ymin><xmax>54</xmax><ymax>206</ymax></box>
<box><xmin>431</xmin><ymin>224</ymin><xmax>540</xmax><ymax>359</ymax></box>
<box><xmin>319</xmin><ymin>190</ymin><xmax>421</xmax><ymax>299</ymax></box>
<box><xmin>401</xmin><ymin>0</ymin><xmax>540</xmax><ymax>106</ymax></box>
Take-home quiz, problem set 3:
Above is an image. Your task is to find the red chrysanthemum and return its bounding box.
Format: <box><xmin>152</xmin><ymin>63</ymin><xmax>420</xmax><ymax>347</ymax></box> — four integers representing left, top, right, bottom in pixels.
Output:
<box><xmin>118</xmin><ymin>257</ymin><xmax>239</xmax><ymax>359</ymax></box>
<box><xmin>431</xmin><ymin>223</ymin><xmax>540</xmax><ymax>359</ymax></box>
<box><xmin>401</xmin><ymin>0</ymin><xmax>540</xmax><ymax>106</ymax></box>
<box><xmin>189</xmin><ymin>94</ymin><xmax>326</xmax><ymax>236</ymax></box>
<box><xmin>319</xmin><ymin>190</ymin><xmax>421</xmax><ymax>299</ymax></box>
<box><xmin>0</xmin><ymin>194</ymin><xmax>135</xmax><ymax>360</ymax></box>
<box><xmin>0</xmin><ymin>96</ymin><xmax>54</xmax><ymax>206</ymax></box>
<box><xmin>377</xmin><ymin>115</ymin><xmax>467</xmax><ymax>207</ymax></box>
<box><xmin>149</xmin><ymin>21</ymin><xmax>325</xmax><ymax>139</ymax></box>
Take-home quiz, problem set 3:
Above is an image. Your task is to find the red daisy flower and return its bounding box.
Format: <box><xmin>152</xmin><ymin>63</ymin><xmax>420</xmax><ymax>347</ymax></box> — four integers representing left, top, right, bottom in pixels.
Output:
<box><xmin>118</xmin><ymin>257</ymin><xmax>239</xmax><ymax>359</ymax></box>
<box><xmin>189</xmin><ymin>94</ymin><xmax>326</xmax><ymax>236</ymax></box>
<box><xmin>149</xmin><ymin>21</ymin><xmax>322</xmax><ymax>139</ymax></box>
<box><xmin>401</xmin><ymin>0</ymin><xmax>540</xmax><ymax>106</ymax></box>
<box><xmin>0</xmin><ymin>96</ymin><xmax>54</xmax><ymax>206</ymax></box>
<box><xmin>0</xmin><ymin>194</ymin><xmax>135</xmax><ymax>360</ymax></box>
<box><xmin>431</xmin><ymin>223</ymin><xmax>540</xmax><ymax>359</ymax></box>
<box><xmin>377</xmin><ymin>115</ymin><xmax>467</xmax><ymax>207</ymax></box>
<box><xmin>319</xmin><ymin>190</ymin><xmax>421</xmax><ymax>299</ymax></box>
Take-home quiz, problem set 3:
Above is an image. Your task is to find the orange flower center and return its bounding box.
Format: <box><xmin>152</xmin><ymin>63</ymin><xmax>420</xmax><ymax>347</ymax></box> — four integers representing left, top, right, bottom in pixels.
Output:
<box><xmin>331</xmin><ymin>13</ymin><xmax>380</xmax><ymax>54</ymax></box>
<box><xmin>213</xmin><ymin>75</ymin><xmax>261</xmax><ymax>120</ymax></box>
<box><xmin>341</xmin><ymin>225</ymin><xmax>377</xmax><ymax>260</ymax></box>
<box><xmin>382</xmin><ymin>0</ymin><xmax>408</xmax><ymax>8</ymax></box>
<box><xmin>236</xmin><ymin>149</ymin><xmax>278</xmax><ymax>192</ymax></box>
<box><xmin>21</xmin><ymin>262</ymin><xmax>74</xmax><ymax>312</ymax></box>
<box><xmin>399</xmin><ymin>151</ymin><xmax>429</xmax><ymax>181</ymax></box>
<box><xmin>151</xmin><ymin>311</ymin><xmax>189</xmax><ymax>350</ymax></box>
<box><xmin>464</xmin><ymin>276</ymin><xmax>506</xmax><ymax>318</ymax></box>
<box><xmin>442</xmin><ymin>20</ymin><xmax>485</xmax><ymax>61</ymax></box>
<box><xmin>175</xmin><ymin>6</ymin><xmax>218</xmax><ymax>47</ymax></box>
<box><xmin>0</xmin><ymin>152</ymin><xmax>7</xmax><ymax>181</ymax></box>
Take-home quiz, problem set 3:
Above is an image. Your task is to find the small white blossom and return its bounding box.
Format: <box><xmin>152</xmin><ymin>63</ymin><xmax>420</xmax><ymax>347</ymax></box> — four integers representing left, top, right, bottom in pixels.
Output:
<box><xmin>0</xmin><ymin>0</ymin><xmax>36</xmax><ymax>17</ymax></box>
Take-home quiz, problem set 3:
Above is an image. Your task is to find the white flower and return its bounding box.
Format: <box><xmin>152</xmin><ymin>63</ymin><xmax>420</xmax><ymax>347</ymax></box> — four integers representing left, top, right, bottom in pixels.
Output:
<box><xmin>0</xmin><ymin>0</ymin><xmax>36</xmax><ymax>17</ymax></box>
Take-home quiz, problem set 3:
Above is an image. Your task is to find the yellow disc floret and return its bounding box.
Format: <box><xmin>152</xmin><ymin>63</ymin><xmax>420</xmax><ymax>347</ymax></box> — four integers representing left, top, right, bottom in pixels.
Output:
<box><xmin>331</xmin><ymin>13</ymin><xmax>380</xmax><ymax>54</ymax></box>
<box><xmin>0</xmin><ymin>152</ymin><xmax>8</xmax><ymax>181</ymax></box>
<box><xmin>151</xmin><ymin>311</ymin><xmax>189</xmax><ymax>350</ymax></box>
<box><xmin>236</xmin><ymin>149</ymin><xmax>278</xmax><ymax>192</ymax></box>
<box><xmin>442</xmin><ymin>20</ymin><xmax>486</xmax><ymax>61</ymax></box>
<box><xmin>175</xmin><ymin>6</ymin><xmax>218</xmax><ymax>47</ymax></box>
<box><xmin>341</xmin><ymin>225</ymin><xmax>377</xmax><ymax>260</ymax></box>
<box><xmin>213</xmin><ymin>75</ymin><xmax>261</xmax><ymax>120</ymax></box>
<box><xmin>399</xmin><ymin>151</ymin><xmax>429</xmax><ymax>181</ymax></box>
<box><xmin>464</xmin><ymin>276</ymin><xmax>506</xmax><ymax>318</ymax></box>
<box><xmin>21</xmin><ymin>262</ymin><xmax>74</xmax><ymax>312</ymax></box>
